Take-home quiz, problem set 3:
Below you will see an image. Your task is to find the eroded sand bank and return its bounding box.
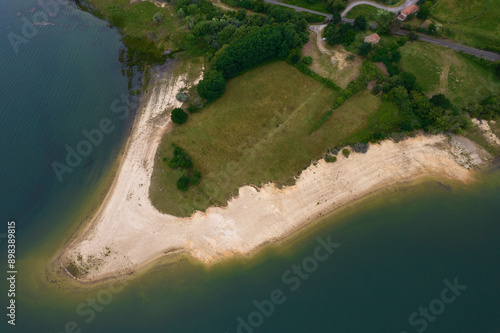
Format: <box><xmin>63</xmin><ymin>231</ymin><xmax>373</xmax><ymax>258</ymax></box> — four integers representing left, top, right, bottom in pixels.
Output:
<box><xmin>61</xmin><ymin>64</ymin><xmax>494</xmax><ymax>282</ymax></box>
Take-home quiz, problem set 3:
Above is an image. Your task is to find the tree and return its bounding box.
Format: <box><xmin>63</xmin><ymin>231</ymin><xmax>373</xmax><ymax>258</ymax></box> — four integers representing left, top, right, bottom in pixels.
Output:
<box><xmin>389</xmin><ymin>86</ymin><xmax>413</xmax><ymax>114</ymax></box>
<box><xmin>171</xmin><ymin>108</ymin><xmax>189</xmax><ymax>125</ymax></box>
<box><xmin>342</xmin><ymin>148</ymin><xmax>350</xmax><ymax>157</ymax></box>
<box><xmin>400</xmin><ymin>72</ymin><xmax>416</xmax><ymax>90</ymax></box>
<box><xmin>218</xmin><ymin>25</ymin><xmax>236</xmax><ymax>46</ymax></box>
<box><xmin>236</xmin><ymin>9</ymin><xmax>246</xmax><ymax>21</ymax></box>
<box><xmin>427</xmin><ymin>23</ymin><xmax>439</xmax><ymax>36</ymax></box>
<box><xmin>430</xmin><ymin>94</ymin><xmax>452</xmax><ymax>109</ymax></box>
<box><xmin>168</xmin><ymin>146</ymin><xmax>193</xmax><ymax>169</ymax></box>
<box><xmin>341</xmin><ymin>27</ymin><xmax>356</xmax><ymax>46</ymax></box>
<box><xmin>176</xmin><ymin>175</ymin><xmax>190</xmax><ymax>191</ymax></box>
<box><xmin>197</xmin><ymin>70</ymin><xmax>226</xmax><ymax>101</ymax></box>
<box><xmin>417</xmin><ymin>6</ymin><xmax>430</xmax><ymax>20</ymax></box>
<box><xmin>153</xmin><ymin>12</ymin><xmax>165</xmax><ymax>24</ymax></box>
<box><xmin>358</xmin><ymin>42</ymin><xmax>372</xmax><ymax>56</ymax></box>
<box><xmin>324</xmin><ymin>24</ymin><xmax>341</xmax><ymax>45</ymax></box>
<box><xmin>354</xmin><ymin>15</ymin><xmax>367</xmax><ymax>31</ymax></box>
<box><xmin>332</xmin><ymin>12</ymin><xmax>341</xmax><ymax>25</ymax></box>
<box><xmin>177</xmin><ymin>8</ymin><xmax>185</xmax><ymax>19</ymax></box>
<box><xmin>327</xmin><ymin>0</ymin><xmax>346</xmax><ymax>13</ymax></box>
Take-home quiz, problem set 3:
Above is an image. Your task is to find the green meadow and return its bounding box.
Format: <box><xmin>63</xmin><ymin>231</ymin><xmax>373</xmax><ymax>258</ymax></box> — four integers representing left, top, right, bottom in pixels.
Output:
<box><xmin>150</xmin><ymin>61</ymin><xmax>384</xmax><ymax>216</ymax></box>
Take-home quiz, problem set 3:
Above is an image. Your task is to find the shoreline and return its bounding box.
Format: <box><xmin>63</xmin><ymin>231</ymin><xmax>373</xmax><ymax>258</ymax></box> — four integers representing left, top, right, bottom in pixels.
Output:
<box><xmin>58</xmin><ymin>62</ymin><xmax>495</xmax><ymax>283</ymax></box>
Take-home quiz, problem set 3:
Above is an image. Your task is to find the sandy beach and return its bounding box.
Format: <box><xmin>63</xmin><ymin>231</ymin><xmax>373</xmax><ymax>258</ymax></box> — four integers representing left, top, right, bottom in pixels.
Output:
<box><xmin>60</xmin><ymin>63</ymin><xmax>495</xmax><ymax>282</ymax></box>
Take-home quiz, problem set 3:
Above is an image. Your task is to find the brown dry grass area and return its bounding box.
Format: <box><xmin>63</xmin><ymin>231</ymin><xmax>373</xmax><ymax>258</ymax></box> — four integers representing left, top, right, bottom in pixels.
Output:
<box><xmin>302</xmin><ymin>30</ymin><xmax>362</xmax><ymax>89</ymax></box>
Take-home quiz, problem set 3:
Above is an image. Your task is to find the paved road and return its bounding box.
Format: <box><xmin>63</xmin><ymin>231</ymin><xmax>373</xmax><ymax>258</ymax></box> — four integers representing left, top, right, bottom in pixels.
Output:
<box><xmin>341</xmin><ymin>0</ymin><xmax>418</xmax><ymax>17</ymax></box>
<box><xmin>396</xmin><ymin>30</ymin><xmax>500</xmax><ymax>61</ymax></box>
<box><xmin>265</xmin><ymin>0</ymin><xmax>333</xmax><ymax>18</ymax></box>
<box><xmin>263</xmin><ymin>0</ymin><xmax>500</xmax><ymax>61</ymax></box>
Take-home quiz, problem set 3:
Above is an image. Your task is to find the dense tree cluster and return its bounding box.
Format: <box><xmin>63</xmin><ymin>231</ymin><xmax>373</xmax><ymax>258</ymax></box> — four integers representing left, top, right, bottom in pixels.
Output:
<box><xmin>370</xmin><ymin>37</ymin><xmax>406</xmax><ymax>76</ymax></box>
<box><xmin>381</xmin><ymin>73</ymin><xmax>472</xmax><ymax>133</ymax></box>
<box><xmin>214</xmin><ymin>24</ymin><xmax>304</xmax><ymax>78</ymax></box>
<box><xmin>177</xmin><ymin>0</ymin><xmax>312</xmax><ymax>101</ymax></box>
<box><xmin>323</xmin><ymin>22</ymin><xmax>357</xmax><ymax>47</ymax></box>
<box><xmin>464</xmin><ymin>96</ymin><xmax>500</xmax><ymax>120</ymax></box>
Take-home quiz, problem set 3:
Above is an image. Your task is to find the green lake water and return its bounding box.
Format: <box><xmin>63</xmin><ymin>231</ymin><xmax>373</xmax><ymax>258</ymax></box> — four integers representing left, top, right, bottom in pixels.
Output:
<box><xmin>1</xmin><ymin>1</ymin><xmax>499</xmax><ymax>332</ymax></box>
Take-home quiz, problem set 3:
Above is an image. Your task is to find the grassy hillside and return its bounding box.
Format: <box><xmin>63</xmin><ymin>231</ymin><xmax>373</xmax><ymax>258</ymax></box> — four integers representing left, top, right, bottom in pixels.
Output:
<box><xmin>399</xmin><ymin>41</ymin><xmax>500</xmax><ymax>107</ymax></box>
<box><xmin>431</xmin><ymin>0</ymin><xmax>500</xmax><ymax>51</ymax></box>
<box><xmin>150</xmin><ymin>61</ymin><xmax>383</xmax><ymax>216</ymax></box>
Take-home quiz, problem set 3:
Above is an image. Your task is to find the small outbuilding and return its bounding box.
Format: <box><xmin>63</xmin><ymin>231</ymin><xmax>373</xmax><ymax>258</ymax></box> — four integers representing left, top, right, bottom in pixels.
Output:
<box><xmin>397</xmin><ymin>4</ymin><xmax>419</xmax><ymax>21</ymax></box>
<box><xmin>364</xmin><ymin>33</ymin><xmax>381</xmax><ymax>45</ymax></box>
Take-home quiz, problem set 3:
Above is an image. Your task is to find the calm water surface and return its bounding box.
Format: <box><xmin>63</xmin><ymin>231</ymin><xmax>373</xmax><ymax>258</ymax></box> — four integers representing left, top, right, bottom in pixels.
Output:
<box><xmin>1</xmin><ymin>1</ymin><xmax>499</xmax><ymax>332</ymax></box>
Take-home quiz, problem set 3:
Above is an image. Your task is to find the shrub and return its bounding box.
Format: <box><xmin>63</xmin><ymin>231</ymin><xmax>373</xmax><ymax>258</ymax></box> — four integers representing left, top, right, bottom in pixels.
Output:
<box><xmin>187</xmin><ymin>104</ymin><xmax>200</xmax><ymax>113</ymax></box>
<box><xmin>342</xmin><ymin>148</ymin><xmax>350</xmax><ymax>157</ymax></box>
<box><xmin>153</xmin><ymin>12</ymin><xmax>165</xmax><ymax>24</ymax></box>
<box><xmin>390</xmin><ymin>132</ymin><xmax>407</xmax><ymax>143</ymax></box>
<box><xmin>352</xmin><ymin>142</ymin><xmax>369</xmax><ymax>153</ymax></box>
<box><xmin>325</xmin><ymin>155</ymin><xmax>337</xmax><ymax>163</ymax></box>
<box><xmin>409</xmin><ymin>31</ymin><xmax>419</xmax><ymax>41</ymax></box>
<box><xmin>197</xmin><ymin>70</ymin><xmax>226</xmax><ymax>102</ymax></box>
<box><xmin>171</xmin><ymin>108</ymin><xmax>189</xmax><ymax>125</ymax></box>
<box><xmin>176</xmin><ymin>92</ymin><xmax>188</xmax><ymax>102</ymax></box>
<box><xmin>372</xmin><ymin>84</ymin><xmax>382</xmax><ymax>95</ymax></box>
<box><xmin>301</xmin><ymin>56</ymin><xmax>313</xmax><ymax>65</ymax></box>
<box><xmin>290</xmin><ymin>53</ymin><xmax>301</xmax><ymax>64</ymax></box>
<box><xmin>190</xmin><ymin>170</ymin><xmax>202</xmax><ymax>185</ymax></box>
<box><xmin>346</xmin><ymin>54</ymin><xmax>355</xmax><ymax>61</ymax></box>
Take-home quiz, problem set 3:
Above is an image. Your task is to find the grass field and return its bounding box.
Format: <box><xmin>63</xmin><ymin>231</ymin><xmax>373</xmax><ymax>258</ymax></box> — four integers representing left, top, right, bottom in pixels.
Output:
<box><xmin>431</xmin><ymin>0</ymin><xmax>500</xmax><ymax>50</ymax></box>
<box><xmin>86</xmin><ymin>0</ymin><xmax>184</xmax><ymax>54</ymax></box>
<box><xmin>302</xmin><ymin>31</ymin><xmax>362</xmax><ymax>88</ymax></box>
<box><xmin>150</xmin><ymin>61</ymin><xmax>383</xmax><ymax>216</ymax></box>
<box><xmin>399</xmin><ymin>41</ymin><xmax>500</xmax><ymax>107</ymax></box>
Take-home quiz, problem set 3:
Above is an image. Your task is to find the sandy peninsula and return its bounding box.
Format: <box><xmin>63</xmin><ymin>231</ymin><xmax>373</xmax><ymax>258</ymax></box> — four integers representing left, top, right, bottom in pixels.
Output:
<box><xmin>60</xmin><ymin>63</ymin><xmax>496</xmax><ymax>282</ymax></box>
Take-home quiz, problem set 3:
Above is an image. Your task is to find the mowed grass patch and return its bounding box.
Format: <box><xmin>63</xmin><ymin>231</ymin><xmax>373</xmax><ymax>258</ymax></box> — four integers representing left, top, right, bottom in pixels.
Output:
<box><xmin>302</xmin><ymin>31</ymin><xmax>362</xmax><ymax>88</ymax></box>
<box><xmin>150</xmin><ymin>61</ymin><xmax>380</xmax><ymax>216</ymax></box>
<box><xmin>431</xmin><ymin>0</ymin><xmax>500</xmax><ymax>50</ymax></box>
<box><xmin>399</xmin><ymin>42</ymin><xmax>500</xmax><ymax>107</ymax></box>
